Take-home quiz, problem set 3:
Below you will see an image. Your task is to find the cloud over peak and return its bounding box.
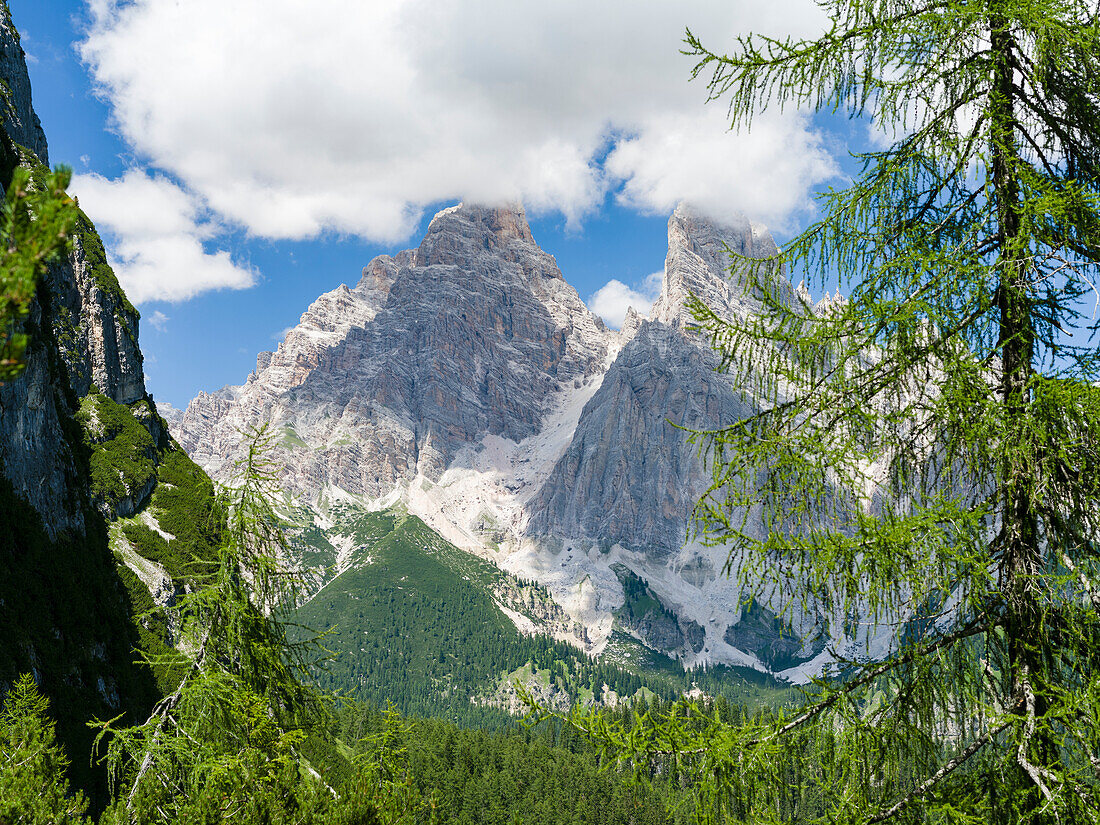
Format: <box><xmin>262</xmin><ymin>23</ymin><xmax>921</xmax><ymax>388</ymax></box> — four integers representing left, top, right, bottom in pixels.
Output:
<box><xmin>588</xmin><ymin>271</ymin><xmax>664</xmax><ymax>329</ymax></box>
<box><xmin>79</xmin><ymin>0</ymin><xmax>836</xmax><ymax>246</ymax></box>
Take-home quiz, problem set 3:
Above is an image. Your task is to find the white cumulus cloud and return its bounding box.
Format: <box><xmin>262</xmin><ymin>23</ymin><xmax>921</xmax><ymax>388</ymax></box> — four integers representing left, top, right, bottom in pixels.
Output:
<box><xmin>79</xmin><ymin>0</ymin><xmax>835</xmax><ymax>244</ymax></box>
<box><xmin>606</xmin><ymin>109</ymin><xmax>839</xmax><ymax>234</ymax></box>
<box><xmin>588</xmin><ymin>271</ymin><xmax>663</xmax><ymax>329</ymax></box>
<box><xmin>71</xmin><ymin>170</ymin><xmax>256</xmax><ymax>303</ymax></box>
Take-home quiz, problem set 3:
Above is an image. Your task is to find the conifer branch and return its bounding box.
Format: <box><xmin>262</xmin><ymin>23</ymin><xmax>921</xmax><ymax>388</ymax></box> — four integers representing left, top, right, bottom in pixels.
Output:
<box><xmin>747</xmin><ymin>618</ymin><xmax>989</xmax><ymax>746</ymax></box>
<box><xmin>125</xmin><ymin>638</ymin><xmax>206</xmax><ymax>817</ymax></box>
<box><xmin>867</xmin><ymin>705</ymin><xmax>1021</xmax><ymax>823</ymax></box>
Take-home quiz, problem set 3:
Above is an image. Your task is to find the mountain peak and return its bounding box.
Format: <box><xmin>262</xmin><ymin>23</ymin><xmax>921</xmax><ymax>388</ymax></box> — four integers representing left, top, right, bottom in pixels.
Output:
<box><xmin>416</xmin><ymin>202</ymin><xmax>536</xmax><ymax>267</ymax></box>
<box><xmin>430</xmin><ymin>202</ymin><xmax>533</xmax><ymax>239</ymax></box>
<box><xmin>650</xmin><ymin>201</ymin><xmax>786</xmax><ymax>328</ymax></box>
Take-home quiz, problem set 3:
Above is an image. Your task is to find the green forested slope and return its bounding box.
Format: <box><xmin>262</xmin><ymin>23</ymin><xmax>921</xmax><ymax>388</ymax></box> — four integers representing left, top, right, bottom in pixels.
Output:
<box><xmin>335</xmin><ymin>702</ymin><xmax>677</xmax><ymax>825</ymax></box>
<box><xmin>295</xmin><ymin>509</ymin><xmax>796</xmax><ymax>727</ymax></box>
<box><xmin>296</xmin><ymin>512</ymin><xmax>652</xmax><ymax>726</ymax></box>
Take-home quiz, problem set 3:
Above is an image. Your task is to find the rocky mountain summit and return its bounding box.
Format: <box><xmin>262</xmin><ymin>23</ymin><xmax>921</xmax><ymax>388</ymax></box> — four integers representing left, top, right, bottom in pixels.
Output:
<box><xmin>525</xmin><ymin>203</ymin><xmax>785</xmax><ymax>558</ymax></box>
<box><xmin>178</xmin><ymin>201</ymin><xmax>837</xmax><ymax>679</ymax></box>
<box><xmin>182</xmin><ymin>203</ymin><xmax>610</xmax><ymax>496</ymax></box>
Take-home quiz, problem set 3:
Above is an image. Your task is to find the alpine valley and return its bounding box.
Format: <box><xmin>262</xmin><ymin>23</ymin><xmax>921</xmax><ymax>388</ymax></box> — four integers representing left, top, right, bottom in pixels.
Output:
<box><xmin>0</xmin><ymin>0</ymin><xmax>808</xmax><ymax>783</ymax></box>
<box><xmin>8</xmin><ymin>0</ymin><xmax>1095</xmax><ymax>820</ymax></box>
<box><xmin>175</xmin><ymin>199</ymin><xmax>866</xmax><ymax>696</ymax></box>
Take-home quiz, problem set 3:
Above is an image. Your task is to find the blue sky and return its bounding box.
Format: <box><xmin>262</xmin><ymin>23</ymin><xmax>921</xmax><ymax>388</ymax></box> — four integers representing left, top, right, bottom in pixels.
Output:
<box><xmin>10</xmin><ymin>0</ymin><xmax>859</xmax><ymax>410</ymax></box>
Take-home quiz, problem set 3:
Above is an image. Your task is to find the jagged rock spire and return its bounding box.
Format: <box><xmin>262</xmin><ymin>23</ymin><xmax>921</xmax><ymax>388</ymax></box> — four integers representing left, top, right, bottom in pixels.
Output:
<box><xmin>650</xmin><ymin>202</ymin><xmax>787</xmax><ymax>329</ymax></box>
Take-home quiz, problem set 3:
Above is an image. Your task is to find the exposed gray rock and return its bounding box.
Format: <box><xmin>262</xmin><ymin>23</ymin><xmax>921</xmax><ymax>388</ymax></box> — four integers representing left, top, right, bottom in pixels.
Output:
<box><xmin>0</xmin><ymin>8</ymin><xmax>79</xmax><ymax>533</ymax></box>
<box><xmin>724</xmin><ymin>603</ymin><xmax>827</xmax><ymax>672</ymax></box>
<box><xmin>629</xmin><ymin>609</ymin><xmax>684</xmax><ymax>654</ymax></box>
<box><xmin>47</xmin><ymin>219</ymin><xmax>147</xmax><ymax>405</ymax></box>
<box><xmin>0</xmin><ymin>4</ymin><xmax>158</xmax><ymax>537</ymax></box>
<box><xmin>683</xmin><ymin>620</ymin><xmax>706</xmax><ymax>654</ymax></box>
<box><xmin>154</xmin><ymin>400</ymin><xmax>184</xmax><ymax>433</ymax></box>
<box><xmin>0</xmin><ymin>303</ymin><xmax>85</xmax><ymax>535</ymax></box>
<box><xmin>527</xmin><ymin>204</ymin><xmax>779</xmax><ymax>557</ymax></box>
<box><xmin>493</xmin><ymin>577</ymin><xmax>590</xmax><ymax>645</ymax></box>
<box><xmin>610</xmin><ymin>563</ymin><xmax>706</xmax><ymax>657</ymax></box>
<box><xmin>179</xmin><ymin>203</ymin><xmax>611</xmax><ymax>500</ymax></box>
<box><xmin>0</xmin><ymin>216</ymin><xmax>152</xmax><ymax>535</ymax></box>
<box><xmin>0</xmin><ymin>32</ymin><xmax>149</xmax><ymax>533</ymax></box>
<box><xmin>254</xmin><ymin>351</ymin><xmax>274</xmax><ymax>375</ymax></box>
<box><xmin>174</xmin><ymin>197</ymin><xmax>855</xmax><ymax>674</ymax></box>
<box><xmin>0</xmin><ymin>5</ymin><xmax>190</xmax><ymax>767</ymax></box>
<box><xmin>620</xmin><ymin>305</ymin><xmax>644</xmax><ymax>340</ymax></box>
<box><xmin>0</xmin><ymin>6</ymin><xmax>47</xmax><ymax>163</ymax></box>
<box><xmin>650</xmin><ymin>202</ymin><xmax>788</xmax><ymax>330</ymax></box>
<box><xmin>527</xmin><ymin>319</ymin><xmax>751</xmax><ymax>556</ymax></box>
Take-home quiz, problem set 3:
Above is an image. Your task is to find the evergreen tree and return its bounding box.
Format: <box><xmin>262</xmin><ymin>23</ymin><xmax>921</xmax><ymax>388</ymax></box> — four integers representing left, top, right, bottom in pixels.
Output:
<box><xmin>349</xmin><ymin>704</ymin><xmax>440</xmax><ymax>825</ymax></box>
<box><xmin>92</xmin><ymin>426</ymin><xmax>334</xmax><ymax>824</ymax></box>
<box><xmin>0</xmin><ymin>673</ymin><xmax>91</xmax><ymax>824</ymax></box>
<box><xmin>567</xmin><ymin>2</ymin><xmax>1100</xmax><ymax>823</ymax></box>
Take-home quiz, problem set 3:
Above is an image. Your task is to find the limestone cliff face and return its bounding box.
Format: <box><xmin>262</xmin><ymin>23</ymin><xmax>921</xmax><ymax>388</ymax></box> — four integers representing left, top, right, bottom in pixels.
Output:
<box><xmin>0</xmin><ymin>9</ymin><xmax>78</xmax><ymax>532</ymax></box>
<box><xmin>176</xmin><ymin>198</ymin><xmax>831</xmax><ymax>673</ymax></box>
<box><xmin>0</xmin><ymin>299</ymin><xmax>85</xmax><ymax>534</ymax></box>
<box><xmin>0</xmin><ymin>9</ymin><xmax>153</xmax><ymax>532</ymax></box>
<box><xmin>53</xmin><ymin>216</ymin><xmax>147</xmax><ymax>405</ymax></box>
<box><xmin>524</xmin><ymin>203</ymin><xmax>781</xmax><ymax>557</ymax></box>
<box><xmin>180</xmin><ymin>203</ymin><xmax>611</xmax><ymax>499</ymax></box>
<box><xmin>516</xmin><ymin>204</ymin><xmax>796</xmax><ymax>661</ymax></box>
<box><xmin>649</xmin><ymin>203</ymin><xmax>788</xmax><ymax>329</ymax></box>
<box><xmin>0</xmin><ymin>210</ymin><xmax>152</xmax><ymax>532</ymax></box>
<box><xmin>0</xmin><ymin>5</ymin><xmax>48</xmax><ymax>163</ymax></box>
<box><xmin>525</xmin><ymin>318</ymin><xmax>749</xmax><ymax>556</ymax></box>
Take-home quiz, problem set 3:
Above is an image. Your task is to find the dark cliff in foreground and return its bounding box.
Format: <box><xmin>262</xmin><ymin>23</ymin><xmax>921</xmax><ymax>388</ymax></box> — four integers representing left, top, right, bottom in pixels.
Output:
<box><xmin>0</xmin><ymin>3</ymin><xmax>221</xmax><ymax>804</ymax></box>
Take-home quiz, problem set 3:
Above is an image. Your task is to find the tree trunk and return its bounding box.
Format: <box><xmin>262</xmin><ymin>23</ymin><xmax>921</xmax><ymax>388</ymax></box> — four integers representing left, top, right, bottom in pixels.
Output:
<box><xmin>989</xmin><ymin>7</ymin><xmax>1048</xmax><ymax>823</ymax></box>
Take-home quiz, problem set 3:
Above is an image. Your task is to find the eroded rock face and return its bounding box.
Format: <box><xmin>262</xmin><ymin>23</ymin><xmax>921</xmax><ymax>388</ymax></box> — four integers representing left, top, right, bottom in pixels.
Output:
<box><xmin>527</xmin><ymin>320</ymin><xmax>750</xmax><ymax>557</ymax></box>
<box><xmin>0</xmin><ymin>7</ymin><xmax>185</xmax><ymax>795</ymax></box>
<box><xmin>0</xmin><ymin>17</ymin><xmax>76</xmax><ymax>533</ymax></box>
<box><xmin>0</xmin><ymin>6</ymin><xmax>48</xmax><ymax>163</ymax></box>
<box><xmin>0</xmin><ymin>216</ymin><xmax>151</xmax><ymax>534</ymax></box>
<box><xmin>179</xmin><ymin>203</ymin><xmax>611</xmax><ymax>499</ymax></box>
<box><xmin>0</xmin><ymin>13</ymin><xmax>148</xmax><ymax>535</ymax></box>
<box><xmin>608</xmin><ymin>563</ymin><xmax>708</xmax><ymax>656</ymax></box>
<box><xmin>724</xmin><ymin>603</ymin><xmax>827</xmax><ymax>672</ymax></box>
<box><xmin>528</xmin><ymin>203</ymin><xmax>777</xmax><ymax>558</ymax></box>
<box><xmin>0</xmin><ymin>304</ymin><xmax>85</xmax><ymax>534</ymax></box>
<box><xmin>52</xmin><ymin>220</ymin><xmax>147</xmax><ymax>405</ymax></box>
<box><xmin>154</xmin><ymin>401</ymin><xmax>184</xmax><ymax>433</ymax></box>
<box><xmin>650</xmin><ymin>203</ymin><xmax>788</xmax><ymax>330</ymax></box>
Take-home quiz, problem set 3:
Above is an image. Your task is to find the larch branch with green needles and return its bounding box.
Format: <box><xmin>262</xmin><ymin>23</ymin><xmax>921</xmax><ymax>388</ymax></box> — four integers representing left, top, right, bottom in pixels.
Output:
<box><xmin>549</xmin><ymin>2</ymin><xmax>1100</xmax><ymax>823</ymax></box>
